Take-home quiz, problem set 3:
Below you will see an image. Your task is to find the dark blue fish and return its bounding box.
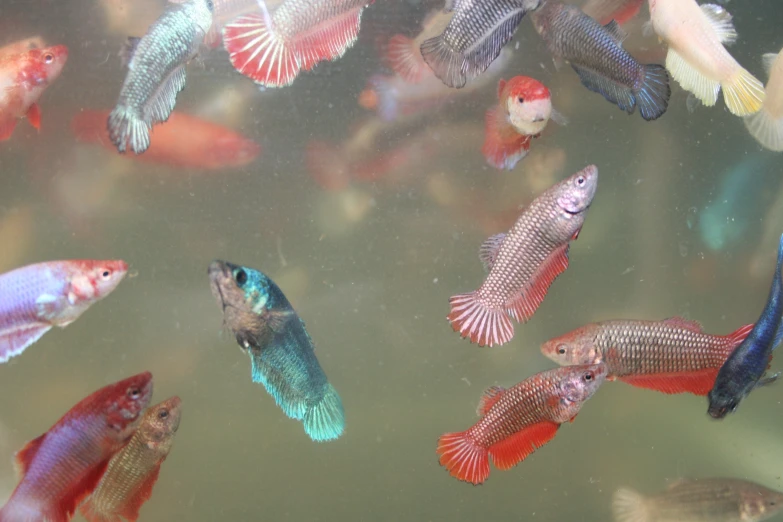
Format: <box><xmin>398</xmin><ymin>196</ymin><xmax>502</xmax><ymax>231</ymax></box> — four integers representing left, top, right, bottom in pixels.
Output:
<box><xmin>208</xmin><ymin>260</ymin><xmax>345</xmax><ymax>441</ymax></box>
<box><xmin>707</xmin><ymin>234</ymin><xmax>783</xmax><ymax>419</ymax></box>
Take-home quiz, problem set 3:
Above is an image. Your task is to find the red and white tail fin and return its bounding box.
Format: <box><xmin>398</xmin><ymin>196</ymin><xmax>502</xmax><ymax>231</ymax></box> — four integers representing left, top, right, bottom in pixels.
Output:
<box><xmin>384</xmin><ymin>34</ymin><xmax>428</xmax><ymax>83</ymax></box>
<box><xmin>448</xmin><ymin>291</ymin><xmax>514</xmax><ymax>347</ymax></box>
<box><xmin>481</xmin><ymin>106</ymin><xmax>531</xmax><ymax>170</ymax></box>
<box><xmin>436</xmin><ymin>430</ymin><xmax>490</xmax><ymax>485</ymax></box>
<box><xmin>295</xmin><ymin>7</ymin><xmax>365</xmax><ymax>72</ymax></box>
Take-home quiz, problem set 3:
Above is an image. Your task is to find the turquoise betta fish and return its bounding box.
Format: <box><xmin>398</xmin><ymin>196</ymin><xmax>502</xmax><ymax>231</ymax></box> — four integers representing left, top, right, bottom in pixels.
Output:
<box><xmin>208</xmin><ymin>260</ymin><xmax>345</xmax><ymax>441</ymax></box>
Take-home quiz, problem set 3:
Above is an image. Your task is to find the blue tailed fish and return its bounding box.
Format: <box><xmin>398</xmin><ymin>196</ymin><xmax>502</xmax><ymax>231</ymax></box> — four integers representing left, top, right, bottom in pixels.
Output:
<box><xmin>208</xmin><ymin>260</ymin><xmax>345</xmax><ymax>441</ymax></box>
<box><xmin>108</xmin><ymin>0</ymin><xmax>214</xmax><ymax>154</ymax></box>
<box><xmin>707</xmin><ymin>233</ymin><xmax>783</xmax><ymax>419</ymax></box>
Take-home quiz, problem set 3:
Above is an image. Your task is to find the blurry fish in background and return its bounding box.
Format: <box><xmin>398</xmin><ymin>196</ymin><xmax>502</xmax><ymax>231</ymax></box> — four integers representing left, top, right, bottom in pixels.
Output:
<box><xmin>0</xmin><ymin>36</ymin><xmax>46</xmax><ymax>59</ymax></box>
<box><xmin>0</xmin><ymin>260</ymin><xmax>128</xmax><ymax>364</ymax></box>
<box><xmin>437</xmin><ymin>364</ymin><xmax>606</xmax><ymax>485</ymax></box>
<box><xmin>208</xmin><ymin>261</ymin><xmax>345</xmax><ymax>442</ymax></box>
<box><xmin>420</xmin><ymin>0</ymin><xmax>543</xmax><ymax>88</ymax></box>
<box><xmin>81</xmin><ymin>397</ymin><xmax>182</xmax><ymax>522</ymax></box>
<box><xmin>108</xmin><ymin>0</ymin><xmax>214</xmax><ymax>154</ymax></box>
<box><xmin>382</xmin><ymin>9</ymin><xmax>452</xmax><ymax>83</ymax></box>
<box><xmin>482</xmin><ymin>76</ymin><xmax>566</xmax><ymax>170</ymax></box>
<box><xmin>532</xmin><ymin>1</ymin><xmax>670</xmax><ymax>121</ymax></box>
<box><xmin>74</xmin><ymin>110</ymin><xmax>260</xmax><ymax>170</ymax></box>
<box><xmin>222</xmin><ymin>0</ymin><xmax>372</xmax><ymax>88</ymax></box>
<box><xmin>0</xmin><ymin>45</ymin><xmax>68</xmax><ymax>140</ymax></box>
<box><xmin>581</xmin><ymin>0</ymin><xmax>643</xmax><ymax>25</ymax></box>
<box><xmin>744</xmin><ymin>49</ymin><xmax>783</xmax><ymax>152</ymax></box>
<box><xmin>648</xmin><ymin>0</ymin><xmax>765</xmax><ymax>117</ymax></box>
<box><xmin>612</xmin><ymin>477</ymin><xmax>783</xmax><ymax>522</ymax></box>
<box><xmin>708</xmin><ymin>233</ymin><xmax>783</xmax><ymax>419</ymax></box>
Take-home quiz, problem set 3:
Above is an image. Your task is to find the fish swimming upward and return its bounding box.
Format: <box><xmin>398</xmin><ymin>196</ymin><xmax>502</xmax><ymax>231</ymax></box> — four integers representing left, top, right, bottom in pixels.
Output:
<box><xmin>541</xmin><ymin>318</ymin><xmax>754</xmax><ymax>396</ymax></box>
<box><xmin>0</xmin><ymin>260</ymin><xmax>128</xmax><ymax>364</ymax></box>
<box><xmin>222</xmin><ymin>0</ymin><xmax>372</xmax><ymax>88</ymax></box>
<box><xmin>420</xmin><ymin>0</ymin><xmax>543</xmax><ymax>88</ymax></box>
<box><xmin>448</xmin><ymin>165</ymin><xmax>598</xmax><ymax>347</ymax></box>
<box><xmin>532</xmin><ymin>0</ymin><xmax>670</xmax><ymax>121</ymax></box>
<box><xmin>108</xmin><ymin>0</ymin><xmax>213</xmax><ymax>154</ymax></box>
<box><xmin>208</xmin><ymin>260</ymin><xmax>345</xmax><ymax>441</ymax></box>
<box><xmin>708</xmin><ymin>233</ymin><xmax>783</xmax><ymax>419</ymax></box>
<box><xmin>648</xmin><ymin>0</ymin><xmax>765</xmax><ymax>117</ymax></box>
<box><xmin>81</xmin><ymin>397</ymin><xmax>182</xmax><ymax>522</ymax></box>
<box><xmin>437</xmin><ymin>364</ymin><xmax>606</xmax><ymax>485</ymax></box>
<box><xmin>744</xmin><ymin>49</ymin><xmax>783</xmax><ymax>152</ymax></box>
<box><xmin>0</xmin><ymin>372</ymin><xmax>153</xmax><ymax>522</ymax></box>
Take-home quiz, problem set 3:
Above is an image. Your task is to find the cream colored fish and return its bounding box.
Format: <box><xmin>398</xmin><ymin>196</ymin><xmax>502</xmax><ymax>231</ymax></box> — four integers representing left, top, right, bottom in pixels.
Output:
<box><xmin>648</xmin><ymin>0</ymin><xmax>765</xmax><ymax>116</ymax></box>
<box><xmin>744</xmin><ymin>49</ymin><xmax>783</xmax><ymax>151</ymax></box>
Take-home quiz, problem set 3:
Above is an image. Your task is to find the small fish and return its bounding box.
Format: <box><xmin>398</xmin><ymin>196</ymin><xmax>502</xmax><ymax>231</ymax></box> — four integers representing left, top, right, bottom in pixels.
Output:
<box><xmin>0</xmin><ymin>45</ymin><xmax>68</xmax><ymax>140</ymax></box>
<box><xmin>744</xmin><ymin>49</ymin><xmax>783</xmax><ymax>152</ymax></box>
<box><xmin>581</xmin><ymin>0</ymin><xmax>643</xmax><ymax>25</ymax></box>
<box><xmin>532</xmin><ymin>1</ymin><xmax>670</xmax><ymax>120</ymax></box>
<box><xmin>0</xmin><ymin>372</ymin><xmax>153</xmax><ymax>522</ymax></box>
<box><xmin>482</xmin><ymin>76</ymin><xmax>565</xmax><ymax>170</ymax></box>
<box><xmin>80</xmin><ymin>397</ymin><xmax>182</xmax><ymax>522</ymax></box>
<box><xmin>208</xmin><ymin>260</ymin><xmax>345</xmax><ymax>441</ymax></box>
<box><xmin>708</xmin><ymin>234</ymin><xmax>783</xmax><ymax>419</ymax></box>
<box><xmin>0</xmin><ymin>260</ymin><xmax>128</xmax><ymax>364</ymax></box>
<box><xmin>382</xmin><ymin>10</ymin><xmax>451</xmax><ymax>83</ymax></box>
<box><xmin>613</xmin><ymin>477</ymin><xmax>783</xmax><ymax>522</ymax></box>
<box><xmin>222</xmin><ymin>0</ymin><xmax>372</xmax><ymax>88</ymax></box>
<box><xmin>420</xmin><ymin>0</ymin><xmax>542</xmax><ymax>88</ymax></box>
<box><xmin>73</xmin><ymin>110</ymin><xmax>261</xmax><ymax>170</ymax></box>
<box><xmin>437</xmin><ymin>364</ymin><xmax>606</xmax><ymax>485</ymax></box>
<box><xmin>648</xmin><ymin>0</ymin><xmax>765</xmax><ymax>117</ymax></box>
<box><xmin>108</xmin><ymin>0</ymin><xmax>214</xmax><ymax>154</ymax></box>
<box><xmin>541</xmin><ymin>318</ymin><xmax>754</xmax><ymax>395</ymax></box>
<box><xmin>448</xmin><ymin>165</ymin><xmax>598</xmax><ymax>347</ymax></box>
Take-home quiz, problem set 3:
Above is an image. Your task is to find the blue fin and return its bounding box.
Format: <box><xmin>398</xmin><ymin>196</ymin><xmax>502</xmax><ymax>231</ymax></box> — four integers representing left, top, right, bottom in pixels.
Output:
<box><xmin>636</xmin><ymin>65</ymin><xmax>671</xmax><ymax>121</ymax></box>
<box><xmin>771</xmin><ymin>233</ymin><xmax>783</xmax><ymax>349</ymax></box>
<box><xmin>303</xmin><ymin>383</ymin><xmax>345</xmax><ymax>442</ymax></box>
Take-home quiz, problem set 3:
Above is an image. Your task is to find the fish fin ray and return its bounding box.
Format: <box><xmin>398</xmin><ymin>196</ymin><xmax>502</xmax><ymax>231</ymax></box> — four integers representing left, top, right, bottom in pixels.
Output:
<box><xmin>666</xmin><ymin>48</ymin><xmax>720</xmax><ymax>107</ymax></box>
<box><xmin>420</xmin><ymin>34</ymin><xmax>466</xmax><ymax>88</ymax></box>
<box><xmin>116</xmin><ymin>465</ymin><xmax>162</xmax><ymax>521</ymax></box>
<box><xmin>636</xmin><ymin>64</ymin><xmax>671</xmax><ymax>121</ymax></box>
<box><xmin>619</xmin><ymin>370</ymin><xmax>719</xmax><ymax>395</ymax></box>
<box><xmin>478</xmin><ymin>232</ymin><xmax>507</xmax><ymax>272</ymax></box>
<box><xmin>25</xmin><ymin>103</ymin><xmax>41</xmax><ymax>130</ymax></box>
<box><xmin>249</xmin><ymin>350</ymin><xmax>307</xmax><ymax>420</ymax></box>
<box><xmin>293</xmin><ymin>6</ymin><xmax>365</xmax><ymax>73</ymax></box>
<box><xmin>612</xmin><ymin>487</ymin><xmax>650</xmax><ymax>522</ymax></box>
<box><xmin>662</xmin><ymin>316</ymin><xmax>703</xmax><ymax>332</ymax></box>
<box><xmin>699</xmin><ymin>4</ymin><xmax>737</xmax><ymax>45</ymax></box>
<box><xmin>107</xmin><ymin>106</ymin><xmax>151</xmax><ymax>154</ymax></box>
<box><xmin>757</xmin><ymin>372</ymin><xmax>780</xmax><ymax>387</ymax></box>
<box><xmin>303</xmin><ymin>383</ymin><xmax>345</xmax><ymax>441</ymax></box>
<box><xmin>722</xmin><ymin>323</ymin><xmax>754</xmax><ymax>353</ymax></box>
<box><xmin>144</xmin><ymin>66</ymin><xmax>187</xmax><ymax>125</ymax></box>
<box><xmin>550</xmin><ymin>107</ymin><xmax>568</xmax><ymax>126</ymax></box>
<box><xmin>743</xmin><ymin>108</ymin><xmax>783</xmax><ymax>152</ymax></box>
<box><xmin>762</xmin><ymin>53</ymin><xmax>777</xmax><ymax>77</ymax></box>
<box><xmin>487</xmin><ymin>421</ymin><xmax>559</xmax><ymax>470</ymax></box>
<box><xmin>13</xmin><ymin>433</ymin><xmax>46</xmax><ymax>477</ymax></box>
<box><xmin>0</xmin><ymin>118</ymin><xmax>18</xmax><ymax>140</ymax></box>
<box><xmin>722</xmin><ymin>67</ymin><xmax>765</xmax><ymax>116</ymax></box>
<box><xmin>481</xmin><ymin>105</ymin><xmax>530</xmax><ymax>169</ymax></box>
<box><xmin>476</xmin><ymin>385</ymin><xmax>506</xmax><ymax>416</ymax></box>
<box><xmin>570</xmin><ymin>63</ymin><xmax>636</xmax><ymax>115</ymax></box>
<box><xmin>0</xmin><ymin>324</ymin><xmax>52</xmax><ymax>364</ymax></box>
<box><xmin>436</xmin><ymin>430</ymin><xmax>490</xmax><ymax>485</ymax></box>
<box><xmin>384</xmin><ymin>34</ymin><xmax>427</xmax><ymax>83</ymax></box>
<box><xmin>55</xmin><ymin>458</ymin><xmax>111</xmax><ymax>522</ymax></box>
<box><xmin>447</xmin><ymin>291</ymin><xmax>514</xmax><ymax>347</ymax></box>
<box><xmin>506</xmin><ymin>243</ymin><xmax>570</xmax><ymax>323</ymax></box>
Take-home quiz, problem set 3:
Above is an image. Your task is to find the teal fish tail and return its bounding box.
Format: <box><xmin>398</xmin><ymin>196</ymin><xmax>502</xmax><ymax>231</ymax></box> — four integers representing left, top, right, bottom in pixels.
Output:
<box><xmin>304</xmin><ymin>383</ymin><xmax>345</xmax><ymax>442</ymax></box>
<box><xmin>250</xmin><ymin>355</ymin><xmax>307</xmax><ymax>421</ymax></box>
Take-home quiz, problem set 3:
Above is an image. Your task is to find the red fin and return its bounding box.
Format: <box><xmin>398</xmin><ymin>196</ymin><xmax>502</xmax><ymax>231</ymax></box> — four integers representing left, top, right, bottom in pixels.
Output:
<box><xmin>662</xmin><ymin>316</ymin><xmax>703</xmax><ymax>332</ymax></box>
<box><xmin>497</xmin><ymin>78</ymin><xmax>507</xmax><ymax>98</ymax></box>
<box><xmin>476</xmin><ymin>386</ymin><xmax>506</xmax><ymax>416</ymax></box>
<box><xmin>294</xmin><ymin>7</ymin><xmax>364</xmax><ymax>72</ymax></box>
<box><xmin>620</xmin><ymin>369</ymin><xmax>719</xmax><ymax>396</ymax></box>
<box><xmin>723</xmin><ymin>323</ymin><xmax>754</xmax><ymax>352</ymax></box>
<box><xmin>482</xmin><ymin>105</ymin><xmax>531</xmax><ymax>170</ymax></box>
<box><xmin>448</xmin><ymin>291</ymin><xmax>515</xmax><ymax>347</ymax></box>
<box><xmin>506</xmin><ymin>243</ymin><xmax>569</xmax><ymax>323</ymax></box>
<box><xmin>597</xmin><ymin>0</ymin><xmax>644</xmax><ymax>25</ymax></box>
<box><xmin>55</xmin><ymin>458</ymin><xmax>111</xmax><ymax>522</ymax></box>
<box><xmin>488</xmin><ymin>421</ymin><xmax>560</xmax><ymax>471</ymax></box>
<box><xmin>0</xmin><ymin>324</ymin><xmax>53</xmax><ymax>364</ymax></box>
<box><xmin>26</xmin><ymin>103</ymin><xmax>41</xmax><ymax>130</ymax></box>
<box><xmin>80</xmin><ymin>500</ymin><xmax>118</xmax><ymax>522</ymax></box>
<box><xmin>117</xmin><ymin>465</ymin><xmax>162</xmax><ymax>521</ymax></box>
<box><xmin>436</xmin><ymin>430</ymin><xmax>490</xmax><ymax>485</ymax></box>
<box><xmin>305</xmin><ymin>140</ymin><xmax>351</xmax><ymax>191</ymax></box>
<box><xmin>223</xmin><ymin>14</ymin><xmax>300</xmax><ymax>87</ymax></box>
<box><xmin>384</xmin><ymin>34</ymin><xmax>427</xmax><ymax>83</ymax></box>
<box><xmin>14</xmin><ymin>433</ymin><xmax>46</xmax><ymax>477</ymax></box>
<box><xmin>0</xmin><ymin>118</ymin><xmax>18</xmax><ymax>140</ymax></box>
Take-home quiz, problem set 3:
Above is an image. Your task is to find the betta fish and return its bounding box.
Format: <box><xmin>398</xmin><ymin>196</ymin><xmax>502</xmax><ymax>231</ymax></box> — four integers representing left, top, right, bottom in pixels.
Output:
<box><xmin>208</xmin><ymin>260</ymin><xmax>345</xmax><ymax>441</ymax></box>
<box><xmin>744</xmin><ymin>49</ymin><xmax>783</xmax><ymax>152</ymax></box>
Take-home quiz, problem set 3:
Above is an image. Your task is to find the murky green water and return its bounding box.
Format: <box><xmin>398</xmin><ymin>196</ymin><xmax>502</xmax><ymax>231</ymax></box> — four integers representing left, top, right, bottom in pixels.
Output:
<box><xmin>1</xmin><ymin>0</ymin><xmax>782</xmax><ymax>520</ymax></box>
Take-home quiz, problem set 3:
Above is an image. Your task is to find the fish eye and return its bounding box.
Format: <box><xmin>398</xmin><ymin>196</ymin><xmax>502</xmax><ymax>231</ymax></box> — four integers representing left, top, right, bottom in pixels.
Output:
<box><xmin>517</xmin><ymin>96</ymin><xmax>525</xmax><ymax>103</ymax></box>
<box><xmin>584</xmin><ymin>372</ymin><xmax>593</xmax><ymax>381</ymax></box>
<box><xmin>158</xmin><ymin>410</ymin><xmax>169</xmax><ymax>419</ymax></box>
<box><xmin>128</xmin><ymin>387</ymin><xmax>141</xmax><ymax>399</ymax></box>
<box><xmin>101</xmin><ymin>269</ymin><xmax>112</xmax><ymax>279</ymax></box>
<box><xmin>557</xmin><ymin>345</ymin><xmax>566</xmax><ymax>355</ymax></box>
<box><xmin>206</xmin><ymin>0</ymin><xmax>213</xmax><ymax>10</ymax></box>
<box><xmin>43</xmin><ymin>53</ymin><xmax>53</xmax><ymax>64</ymax></box>
<box><xmin>234</xmin><ymin>269</ymin><xmax>248</xmax><ymax>286</ymax></box>
<box><xmin>576</xmin><ymin>176</ymin><xmax>586</xmax><ymax>186</ymax></box>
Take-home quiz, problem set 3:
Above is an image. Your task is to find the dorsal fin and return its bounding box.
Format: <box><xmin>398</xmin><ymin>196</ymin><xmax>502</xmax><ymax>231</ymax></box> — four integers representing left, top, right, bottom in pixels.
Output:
<box><xmin>14</xmin><ymin>433</ymin><xmax>46</xmax><ymax>477</ymax></box>
<box><xmin>699</xmin><ymin>4</ymin><xmax>737</xmax><ymax>45</ymax></box>
<box><xmin>478</xmin><ymin>233</ymin><xmax>506</xmax><ymax>272</ymax></box>
<box><xmin>603</xmin><ymin>20</ymin><xmax>627</xmax><ymax>44</ymax></box>
<box><xmin>497</xmin><ymin>78</ymin><xmax>507</xmax><ymax>98</ymax></box>
<box><xmin>119</xmin><ymin>37</ymin><xmax>141</xmax><ymax>67</ymax></box>
<box><xmin>662</xmin><ymin>316</ymin><xmax>703</xmax><ymax>332</ymax></box>
<box><xmin>476</xmin><ymin>386</ymin><xmax>506</xmax><ymax>416</ymax></box>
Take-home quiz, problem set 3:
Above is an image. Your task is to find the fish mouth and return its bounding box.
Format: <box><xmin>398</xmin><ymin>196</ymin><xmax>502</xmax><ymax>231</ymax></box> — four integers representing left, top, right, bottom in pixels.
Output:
<box><xmin>208</xmin><ymin>260</ymin><xmax>232</xmax><ymax>312</ymax></box>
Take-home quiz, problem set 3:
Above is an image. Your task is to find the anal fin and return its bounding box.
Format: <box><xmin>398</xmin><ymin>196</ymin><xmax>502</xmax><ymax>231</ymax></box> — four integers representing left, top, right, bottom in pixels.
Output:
<box><xmin>14</xmin><ymin>433</ymin><xmax>46</xmax><ymax>477</ymax></box>
<box><xmin>505</xmin><ymin>243</ymin><xmax>570</xmax><ymax>323</ymax></box>
<box><xmin>0</xmin><ymin>324</ymin><xmax>52</xmax><ymax>364</ymax></box>
<box><xmin>666</xmin><ymin>47</ymin><xmax>720</xmax><ymax>107</ymax></box>
<box><xmin>488</xmin><ymin>421</ymin><xmax>559</xmax><ymax>470</ymax></box>
<box><xmin>619</xmin><ymin>369</ymin><xmax>719</xmax><ymax>396</ymax></box>
<box><xmin>571</xmin><ymin>63</ymin><xmax>636</xmax><ymax>114</ymax></box>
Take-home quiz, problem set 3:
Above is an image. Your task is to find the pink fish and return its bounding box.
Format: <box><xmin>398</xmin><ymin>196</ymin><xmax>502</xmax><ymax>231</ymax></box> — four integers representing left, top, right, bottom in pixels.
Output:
<box><xmin>448</xmin><ymin>166</ymin><xmax>598</xmax><ymax>347</ymax></box>
<box><xmin>0</xmin><ymin>260</ymin><xmax>128</xmax><ymax>363</ymax></box>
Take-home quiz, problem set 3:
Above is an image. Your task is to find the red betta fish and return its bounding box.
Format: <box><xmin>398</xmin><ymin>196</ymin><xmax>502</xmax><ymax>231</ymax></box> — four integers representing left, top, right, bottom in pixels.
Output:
<box><xmin>482</xmin><ymin>76</ymin><xmax>566</xmax><ymax>170</ymax></box>
<box><xmin>71</xmin><ymin>110</ymin><xmax>260</xmax><ymax>170</ymax></box>
<box><xmin>222</xmin><ymin>0</ymin><xmax>373</xmax><ymax>88</ymax></box>
<box><xmin>448</xmin><ymin>165</ymin><xmax>598</xmax><ymax>347</ymax></box>
<box><xmin>0</xmin><ymin>45</ymin><xmax>68</xmax><ymax>140</ymax></box>
<box><xmin>437</xmin><ymin>364</ymin><xmax>606</xmax><ymax>485</ymax></box>
<box><xmin>0</xmin><ymin>372</ymin><xmax>154</xmax><ymax>522</ymax></box>
<box><xmin>541</xmin><ymin>318</ymin><xmax>755</xmax><ymax>395</ymax></box>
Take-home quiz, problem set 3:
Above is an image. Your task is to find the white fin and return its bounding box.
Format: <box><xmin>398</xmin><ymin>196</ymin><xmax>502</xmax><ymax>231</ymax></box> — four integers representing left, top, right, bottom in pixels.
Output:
<box><xmin>550</xmin><ymin>107</ymin><xmax>568</xmax><ymax>126</ymax></box>
<box><xmin>762</xmin><ymin>52</ymin><xmax>778</xmax><ymax>77</ymax></box>
<box><xmin>666</xmin><ymin>47</ymin><xmax>720</xmax><ymax>106</ymax></box>
<box><xmin>722</xmin><ymin>66</ymin><xmax>766</xmax><ymax>116</ymax></box>
<box><xmin>686</xmin><ymin>93</ymin><xmax>702</xmax><ymax>113</ymax></box>
<box><xmin>612</xmin><ymin>488</ymin><xmax>650</xmax><ymax>522</ymax></box>
<box><xmin>744</xmin><ymin>108</ymin><xmax>783</xmax><ymax>152</ymax></box>
<box><xmin>641</xmin><ymin>20</ymin><xmax>654</xmax><ymax>38</ymax></box>
<box><xmin>700</xmin><ymin>4</ymin><xmax>737</xmax><ymax>45</ymax></box>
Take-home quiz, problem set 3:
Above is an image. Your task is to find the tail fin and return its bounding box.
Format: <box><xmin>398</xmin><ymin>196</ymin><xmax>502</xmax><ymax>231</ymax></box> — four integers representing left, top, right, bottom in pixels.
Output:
<box><xmin>107</xmin><ymin>106</ymin><xmax>150</xmax><ymax>154</ymax></box>
<box><xmin>611</xmin><ymin>488</ymin><xmax>650</xmax><ymax>522</ymax></box>
<box><xmin>744</xmin><ymin>108</ymin><xmax>783</xmax><ymax>151</ymax></box>
<box><xmin>303</xmin><ymin>383</ymin><xmax>345</xmax><ymax>442</ymax></box>
<box><xmin>436</xmin><ymin>430</ymin><xmax>490</xmax><ymax>485</ymax></box>
<box><xmin>447</xmin><ymin>291</ymin><xmax>514</xmax><ymax>347</ymax></box>
<box><xmin>384</xmin><ymin>34</ymin><xmax>427</xmax><ymax>83</ymax></box>
<box><xmin>420</xmin><ymin>35</ymin><xmax>466</xmax><ymax>88</ymax></box>
<box><xmin>636</xmin><ymin>64</ymin><xmax>671</xmax><ymax>121</ymax></box>
<box><xmin>722</xmin><ymin>67</ymin><xmax>766</xmax><ymax>116</ymax></box>
<box><xmin>481</xmin><ymin>106</ymin><xmax>531</xmax><ymax>170</ymax></box>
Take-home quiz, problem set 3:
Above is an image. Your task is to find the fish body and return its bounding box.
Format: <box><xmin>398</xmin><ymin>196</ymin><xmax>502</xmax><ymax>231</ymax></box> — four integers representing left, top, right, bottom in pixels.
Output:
<box><xmin>541</xmin><ymin>318</ymin><xmax>754</xmax><ymax>395</ymax></box>
<box><xmin>708</xmin><ymin>234</ymin><xmax>783</xmax><ymax>418</ymax></box>
<box><xmin>208</xmin><ymin>260</ymin><xmax>345</xmax><ymax>441</ymax></box>
<box><xmin>448</xmin><ymin>165</ymin><xmax>598</xmax><ymax>347</ymax></box>
<box><xmin>80</xmin><ymin>397</ymin><xmax>182</xmax><ymax>522</ymax></box>
<box><xmin>222</xmin><ymin>0</ymin><xmax>372</xmax><ymax>88</ymax></box>
<box><xmin>648</xmin><ymin>0</ymin><xmax>764</xmax><ymax>116</ymax></box>
<box><xmin>0</xmin><ymin>260</ymin><xmax>128</xmax><ymax>364</ymax></box>
<box><xmin>0</xmin><ymin>45</ymin><xmax>68</xmax><ymax>140</ymax></box>
<box><xmin>612</xmin><ymin>477</ymin><xmax>783</xmax><ymax>522</ymax></box>
<box><xmin>744</xmin><ymin>49</ymin><xmax>783</xmax><ymax>151</ymax></box>
<box><xmin>437</xmin><ymin>364</ymin><xmax>606</xmax><ymax>485</ymax></box>
<box><xmin>0</xmin><ymin>373</ymin><xmax>154</xmax><ymax>522</ymax></box>
<box><xmin>581</xmin><ymin>0</ymin><xmax>643</xmax><ymax>25</ymax></box>
<box><xmin>533</xmin><ymin>1</ymin><xmax>670</xmax><ymax>120</ymax></box>
<box><xmin>73</xmin><ymin>110</ymin><xmax>260</xmax><ymax>170</ymax></box>
<box><xmin>108</xmin><ymin>0</ymin><xmax>214</xmax><ymax>154</ymax></box>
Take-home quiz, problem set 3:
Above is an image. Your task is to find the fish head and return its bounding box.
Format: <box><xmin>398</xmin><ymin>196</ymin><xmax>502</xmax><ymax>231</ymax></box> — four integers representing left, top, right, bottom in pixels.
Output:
<box><xmin>140</xmin><ymin>396</ymin><xmax>182</xmax><ymax>452</ymax></box>
<box><xmin>558</xmin><ymin>363</ymin><xmax>607</xmax><ymax>406</ymax></box>
<box><xmin>504</xmin><ymin>76</ymin><xmax>551</xmax><ymax>136</ymax></box>
<box><xmin>740</xmin><ymin>486</ymin><xmax>783</xmax><ymax>521</ymax></box>
<box><xmin>541</xmin><ymin>325</ymin><xmax>602</xmax><ymax>366</ymax></box>
<box><xmin>68</xmin><ymin>260</ymin><xmax>129</xmax><ymax>304</ymax></box>
<box><xmin>707</xmin><ymin>374</ymin><xmax>751</xmax><ymax>419</ymax></box>
<box><xmin>556</xmin><ymin>164</ymin><xmax>598</xmax><ymax>216</ymax></box>
<box><xmin>20</xmin><ymin>45</ymin><xmax>68</xmax><ymax>88</ymax></box>
<box><xmin>103</xmin><ymin>371</ymin><xmax>154</xmax><ymax>441</ymax></box>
